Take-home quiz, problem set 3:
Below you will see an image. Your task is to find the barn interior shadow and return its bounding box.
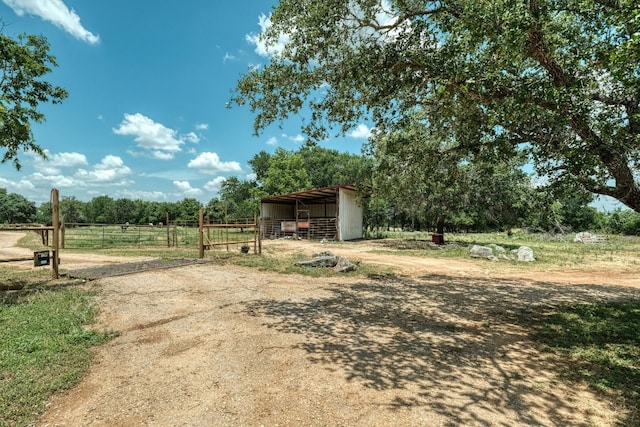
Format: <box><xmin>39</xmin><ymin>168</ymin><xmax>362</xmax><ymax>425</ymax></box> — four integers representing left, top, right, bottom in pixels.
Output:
<box><xmin>242</xmin><ymin>273</ymin><xmax>640</xmax><ymax>426</ymax></box>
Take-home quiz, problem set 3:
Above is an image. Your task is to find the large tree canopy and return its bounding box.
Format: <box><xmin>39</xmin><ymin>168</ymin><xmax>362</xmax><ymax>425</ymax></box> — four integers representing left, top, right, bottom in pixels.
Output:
<box><xmin>0</xmin><ymin>32</ymin><xmax>67</xmax><ymax>169</ymax></box>
<box><xmin>234</xmin><ymin>0</ymin><xmax>640</xmax><ymax>211</ymax></box>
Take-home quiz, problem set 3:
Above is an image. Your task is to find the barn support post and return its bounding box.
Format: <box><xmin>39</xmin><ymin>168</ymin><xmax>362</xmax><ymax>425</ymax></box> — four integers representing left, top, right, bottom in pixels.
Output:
<box><xmin>198</xmin><ymin>208</ymin><xmax>204</xmax><ymax>259</ymax></box>
<box><xmin>254</xmin><ymin>215</ymin><xmax>259</xmax><ymax>254</ymax></box>
<box><xmin>51</xmin><ymin>188</ymin><xmax>60</xmax><ymax>279</ymax></box>
<box><xmin>335</xmin><ymin>187</ymin><xmax>340</xmax><ymax>242</ymax></box>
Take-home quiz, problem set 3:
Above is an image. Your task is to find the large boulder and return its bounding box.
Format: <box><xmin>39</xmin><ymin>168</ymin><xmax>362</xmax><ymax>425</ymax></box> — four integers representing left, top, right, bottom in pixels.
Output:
<box><xmin>469</xmin><ymin>245</ymin><xmax>498</xmax><ymax>261</ymax></box>
<box><xmin>512</xmin><ymin>246</ymin><xmax>535</xmax><ymax>262</ymax></box>
<box><xmin>470</xmin><ymin>244</ymin><xmax>535</xmax><ymax>262</ymax></box>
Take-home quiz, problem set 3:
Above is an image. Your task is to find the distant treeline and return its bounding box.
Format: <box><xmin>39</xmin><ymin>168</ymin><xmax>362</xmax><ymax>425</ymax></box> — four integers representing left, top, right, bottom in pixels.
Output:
<box><xmin>2</xmin><ymin>145</ymin><xmax>640</xmax><ymax>235</ymax></box>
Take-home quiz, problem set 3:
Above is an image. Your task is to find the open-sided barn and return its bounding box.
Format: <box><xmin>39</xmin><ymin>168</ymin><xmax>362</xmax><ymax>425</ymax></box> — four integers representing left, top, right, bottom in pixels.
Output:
<box><xmin>260</xmin><ymin>185</ymin><xmax>363</xmax><ymax>241</ymax></box>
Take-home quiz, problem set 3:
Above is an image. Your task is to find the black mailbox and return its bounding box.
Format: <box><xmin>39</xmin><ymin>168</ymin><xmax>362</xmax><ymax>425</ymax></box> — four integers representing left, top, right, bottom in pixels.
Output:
<box><xmin>34</xmin><ymin>251</ymin><xmax>50</xmax><ymax>267</ymax></box>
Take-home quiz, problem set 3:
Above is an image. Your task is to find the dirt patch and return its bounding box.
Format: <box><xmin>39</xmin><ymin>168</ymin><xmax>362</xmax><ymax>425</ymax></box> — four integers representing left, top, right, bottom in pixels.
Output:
<box><xmin>1</xmin><ymin>232</ymin><xmax>637</xmax><ymax>426</ymax></box>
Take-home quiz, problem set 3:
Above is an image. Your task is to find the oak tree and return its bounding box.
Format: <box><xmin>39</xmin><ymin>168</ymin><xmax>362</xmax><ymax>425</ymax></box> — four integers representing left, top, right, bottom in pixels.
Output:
<box><xmin>234</xmin><ymin>0</ymin><xmax>640</xmax><ymax>211</ymax></box>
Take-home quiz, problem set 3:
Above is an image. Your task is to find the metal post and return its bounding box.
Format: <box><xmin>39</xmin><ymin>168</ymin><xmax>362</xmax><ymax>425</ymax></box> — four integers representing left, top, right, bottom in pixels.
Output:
<box><xmin>51</xmin><ymin>188</ymin><xmax>60</xmax><ymax>279</ymax></box>
<box><xmin>198</xmin><ymin>208</ymin><xmax>204</xmax><ymax>258</ymax></box>
<box><xmin>166</xmin><ymin>212</ymin><xmax>170</xmax><ymax>247</ymax></box>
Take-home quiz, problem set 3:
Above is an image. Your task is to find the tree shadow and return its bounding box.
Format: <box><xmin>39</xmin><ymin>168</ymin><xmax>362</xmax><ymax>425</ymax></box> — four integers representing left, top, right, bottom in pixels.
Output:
<box><xmin>243</xmin><ymin>273</ymin><xmax>640</xmax><ymax>426</ymax></box>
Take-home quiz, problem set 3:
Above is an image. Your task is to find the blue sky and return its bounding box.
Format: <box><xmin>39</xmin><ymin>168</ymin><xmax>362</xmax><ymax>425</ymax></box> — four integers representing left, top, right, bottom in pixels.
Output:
<box><xmin>0</xmin><ymin>0</ymin><xmax>370</xmax><ymax>204</ymax></box>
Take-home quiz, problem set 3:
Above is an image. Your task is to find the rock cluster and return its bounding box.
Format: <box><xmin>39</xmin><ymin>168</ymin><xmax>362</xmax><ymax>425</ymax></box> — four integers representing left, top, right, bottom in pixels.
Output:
<box><xmin>469</xmin><ymin>244</ymin><xmax>535</xmax><ymax>262</ymax></box>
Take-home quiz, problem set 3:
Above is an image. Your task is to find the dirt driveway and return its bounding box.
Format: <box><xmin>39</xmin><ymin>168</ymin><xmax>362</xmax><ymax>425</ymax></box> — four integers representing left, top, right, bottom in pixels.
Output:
<box><xmin>3</xmin><ymin>233</ymin><xmax>639</xmax><ymax>426</ymax></box>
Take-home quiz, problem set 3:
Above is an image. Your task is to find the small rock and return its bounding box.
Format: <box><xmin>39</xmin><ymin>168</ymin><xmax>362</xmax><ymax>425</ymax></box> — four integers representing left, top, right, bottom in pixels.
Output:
<box><xmin>295</xmin><ymin>255</ymin><xmax>338</xmax><ymax>268</ymax></box>
<box><xmin>334</xmin><ymin>257</ymin><xmax>357</xmax><ymax>272</ymax></box>
<box><xmin>574</xmin><ymin>231</ymin><xmax>593</xmax><ymax>243</ymax></box>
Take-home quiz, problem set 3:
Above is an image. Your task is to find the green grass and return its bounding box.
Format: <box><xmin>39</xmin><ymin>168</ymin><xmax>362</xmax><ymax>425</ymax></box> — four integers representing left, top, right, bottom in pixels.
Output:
<box><xmin>528</xmin><ymin>301</ymin><xmax>640</xmax><ymax>426</ymax></box>
<box><xmin>370</xmin><ymin>231</ymin><xmax>640</xmax><ymax>273</ymax></box>
<box><xmin>0</xmin><ymin>285</ymin><xmax>117</xmax><ymax>427</ymax></box>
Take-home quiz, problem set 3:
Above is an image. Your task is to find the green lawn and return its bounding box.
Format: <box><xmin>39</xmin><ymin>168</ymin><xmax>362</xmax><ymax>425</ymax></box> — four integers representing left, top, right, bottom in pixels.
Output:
<box><xmin>0</xmin><ymin>282</ymin><xmax>116</xmax><ymax>427</ymax></box>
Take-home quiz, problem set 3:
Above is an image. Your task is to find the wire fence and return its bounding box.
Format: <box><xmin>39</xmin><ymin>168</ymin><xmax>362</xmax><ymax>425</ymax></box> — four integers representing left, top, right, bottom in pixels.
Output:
<box><xmin>61</xmin><ymin>222</ymin><xmax>200</xmax><ymax>249</ymax></box>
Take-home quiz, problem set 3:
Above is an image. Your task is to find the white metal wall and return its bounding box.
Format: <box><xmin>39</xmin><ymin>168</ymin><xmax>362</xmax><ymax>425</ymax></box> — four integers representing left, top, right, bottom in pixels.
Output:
<box><xmin>260</xmin><ymin>203</ymin><xmax>294</xmax><ymax>219</ymax></box>
<box><xmin>307</xmin><ymin>203</ymin><xmax>336</xmax><ymax>218</ymax></box>
<box><xmin>338</xmin><ymin>188</ymin><xmax>363</xmax><ymax>240</ymax></box>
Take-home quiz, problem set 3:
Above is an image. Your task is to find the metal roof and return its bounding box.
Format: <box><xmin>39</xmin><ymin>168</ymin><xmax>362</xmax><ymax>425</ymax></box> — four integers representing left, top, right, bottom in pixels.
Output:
<box><xmin>260</xmin><ymin>184</ymin><xmax>357</xmax><ymax>204</ymax></box>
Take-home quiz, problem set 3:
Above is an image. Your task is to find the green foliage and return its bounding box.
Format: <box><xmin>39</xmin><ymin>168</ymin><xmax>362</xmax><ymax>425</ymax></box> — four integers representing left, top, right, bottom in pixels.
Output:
<box><xmin>216</xmin><ymin>176</ymin><xmax>260</xmax><ymax>220</ymax></box>
<box><xmin>605</xmin><ymin>209</ymin><xmax>640</xmax><ymax>235</ymax></box>
<box><xmin>60</xmin><ymin>196</ymin><xmax>85</xmax><ymax>223</ymax></box>
<box><xmin>0</xmin><ymin>32</ymin><xmax>68</xmax><ymax>169</ymax></box>
<box><xmin>0</xmin><ymin>187</ymin><xmax>36</xmax><ymax>223</ymax></box>
<box><xmin>298</xmin><ymin>145</ymin><xmax>370</xmax><ymax>189</ymax></box>
<box><xmin>0</xmin><ymin>287</ymin><xmax>115</xmax><ymax>426</ymax></box>
<box><xmin>261</xmin><ymin>148</ymin><xmax>312</xmax><ymax>196</ymax></box>
<box><xmin>234</xmin><ymin>0</ymin><xmax>640</xmax><ymax>212</ymax></box>
<box><xmin>364</xmin><ymin>118</ymin><xmax>533</xmax><ymax>232</ymax></box>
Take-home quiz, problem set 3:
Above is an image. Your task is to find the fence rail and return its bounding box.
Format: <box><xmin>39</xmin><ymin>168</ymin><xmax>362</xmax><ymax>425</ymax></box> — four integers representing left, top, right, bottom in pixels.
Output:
<box><xmin>198</xmin><ymin>214</ymin><xmax>260</xmax><ymax>257</ymax></box>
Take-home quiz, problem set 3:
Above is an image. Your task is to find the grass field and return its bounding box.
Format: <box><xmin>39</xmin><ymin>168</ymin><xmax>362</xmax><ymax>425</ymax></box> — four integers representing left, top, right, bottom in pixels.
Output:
<box><xmin>0</xmin><ymin>284</ymin><xmax>116</xmax><ymax>427</ymax></box>
<box><xmin>371</xmin><ymin>230</ymin><xmax>640</xmax><ymax>274</ymax></box>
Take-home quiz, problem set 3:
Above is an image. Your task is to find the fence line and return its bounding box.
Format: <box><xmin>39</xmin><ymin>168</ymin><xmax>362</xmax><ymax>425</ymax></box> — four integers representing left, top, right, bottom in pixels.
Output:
<box><xmin>61</xmin><ymin>222</ymin><xmax>199</xmax><ymax>249</ymax></box>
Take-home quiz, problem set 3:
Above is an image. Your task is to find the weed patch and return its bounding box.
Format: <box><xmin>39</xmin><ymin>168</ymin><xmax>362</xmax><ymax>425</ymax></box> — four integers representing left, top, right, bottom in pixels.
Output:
<box><xmin>0</xmin><ymin>287</ymin><xmax>117</xmax><ymax>427</ymax></box>
<box><xmin>529</xmin><ymin>301</ymin><xmax>640</xmax><ymax>425</ymax></box>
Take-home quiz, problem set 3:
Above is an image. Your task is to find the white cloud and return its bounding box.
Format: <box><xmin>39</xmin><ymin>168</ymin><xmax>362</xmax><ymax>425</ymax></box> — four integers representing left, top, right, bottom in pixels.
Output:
<box><xmin>74</xmin><ymin>155</ymin><xmax>132</xmax><ymax>184</ymax></box>
<box><xmin>173</xmin><ymin>180</ymin><xmax>202</xmax><ymax>196</ymax></box>
<box><xmin>46</xmin><ymin>151</ymin><xmax>88</xmax><ymax>168</ymax></box>
<box><xmin>31</xmin><ymin>150</ymin><xmax>88</xmax><ymax>175</ymax></box>
<box><xmin>348</xmin><ymin>124</ymin><xmax>374</xmax><ymax>139</ymax></box>
<box><xmin>2</xmin><ymin>0</ymin><xmax>99</xmax><ymax>44</ymax></box>
<box><xmin>31</xmin><ymin>172</ymin><xmax>79</xmax><ymax>188</ymax></box>
<box><xmin>246</xmin><ymin>13</ymin><xmax>290</xmax><ymax>57</ymax></box>
<box><xmin>114</xmin><ymin>113</ymin><xmax>191</xmax><ymax>159</ymax></box>
<box><xmin>266</xmin><ymin>136</ymin><xmax>278</xmax><ymax>146</ymax></box>
<box><xmin>115</xmin><ymin>190</ymin><xmax>170</xmax><ymax>202</ymax></box>
<box><xmin>0</xmin><ymin>176</ymin><xmax>35</xmax><ymax>191</ymax></box>
<box><xmin>195</xmin><ymin>123</ymin><xmax>209</xmax><ymax>131</ymax></box>
<box><xmin>188</xmin><ymin>152</ymin><xmax>242</xmax><ymax>174</ymax></box>
<box><xmin>283</xmin><ymin>133</ymin><xmax>305</xmax><ymax>144</ymax></box>
<box><xmin>204</xmin><ymin>176</ymin><xmax>226</xmax><ymax>192</ymax></box>
<box><xmin>223</xmin><ymin>53</ymin><xmax>236</xmax><ymax>63</ymax></box>
<box><xmin>183</xmin><ymin>132</ymin><xmax>200</xmax><ymax>144</ymax></box>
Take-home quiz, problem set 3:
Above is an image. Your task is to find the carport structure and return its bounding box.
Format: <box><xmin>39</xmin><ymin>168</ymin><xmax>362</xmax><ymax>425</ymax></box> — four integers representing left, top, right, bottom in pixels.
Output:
<box><xmin>260</xmin><ymin>184</ymin><xmax>363</xmax><ymax>241</ymax></box>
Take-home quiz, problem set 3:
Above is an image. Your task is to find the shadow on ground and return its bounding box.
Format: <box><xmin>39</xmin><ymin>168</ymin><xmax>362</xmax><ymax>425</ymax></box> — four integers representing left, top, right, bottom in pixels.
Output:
<box><xmin>243</xmin><ymin>273</ymin><xmax>640</xmax><ymax>426</ymax></box>
<box><xmin>63</xmin><ymin>258</ymin><xmax>206</xmax><ymax>280</ymax></box>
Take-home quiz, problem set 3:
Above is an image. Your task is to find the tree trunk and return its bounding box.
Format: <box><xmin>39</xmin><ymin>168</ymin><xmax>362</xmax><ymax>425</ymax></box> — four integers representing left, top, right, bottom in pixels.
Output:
<box><xmin>435</xmin><ymin>215</ymin><xmax>445</xmax><ymax>245</ymax></box>
<box><xmin>596</xmin><ymin>150</ymin><xmax>640</xmax><ymax>213</ymax></box>
<box><xmin>436</xmin><ymin>215</ymin><xmax>445</xmax><ymax>234</ymax></box>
